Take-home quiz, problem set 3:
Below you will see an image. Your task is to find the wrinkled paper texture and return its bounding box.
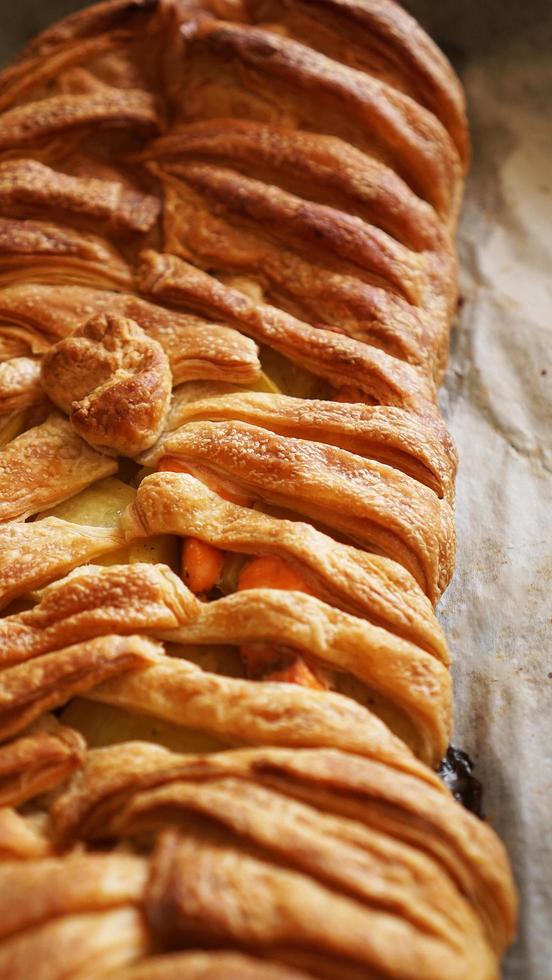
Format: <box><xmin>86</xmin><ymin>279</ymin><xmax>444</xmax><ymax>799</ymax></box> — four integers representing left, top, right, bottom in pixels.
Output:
<box><xmin>2</xmin><ymin>1</ymin><xmax>551</xmax><ymax>977</ymax></box>
<box><xmin>410</xmin><ymin>3</ymin><xmax>552</xmax><ymax>977</ymax></box>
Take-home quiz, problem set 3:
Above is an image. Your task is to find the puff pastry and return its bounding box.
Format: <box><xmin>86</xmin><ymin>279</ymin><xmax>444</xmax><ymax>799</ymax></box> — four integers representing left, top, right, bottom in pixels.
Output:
<box><xmin>0</xmin><ymin>1</ymin><xmax>516</xmax><ymax>977</ymax></box>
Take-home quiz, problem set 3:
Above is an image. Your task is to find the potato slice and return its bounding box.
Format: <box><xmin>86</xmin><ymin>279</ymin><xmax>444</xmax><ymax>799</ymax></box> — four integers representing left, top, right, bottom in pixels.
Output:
<box><xmin>124</xmin><ymin>535</ymin><xmax>179</xmax><ymax>569</ymax></box>
<box><xmin>248</xmin><ymin>370</ymin><xmax>281</xmax><ymax>394</ymax></box>
<box><xmin>60</xmin><ymin>698</ymin><xmax>227</xmax><ymax>753</ymax></box>
<box><xmin>39</xmin><ymin>476</ymin><xmax>179</xmax><ymax>570</ymax></box>
<box><xmin>38</xmin><ymin>476</ymin><xmax>135</xmax><ymax>527</ymax></box>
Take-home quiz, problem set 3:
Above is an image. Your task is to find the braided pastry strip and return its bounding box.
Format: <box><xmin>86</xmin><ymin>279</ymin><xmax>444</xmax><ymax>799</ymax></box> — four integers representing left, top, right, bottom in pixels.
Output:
<box><xmin>0</xmin><ymin>741</ymin><xmax>515</xmax><ymax>979</ymax></box>
<box><xmin>0</xmin><ymin>0</ymin><xmax>516</xmax><ymax>977</ymax></box>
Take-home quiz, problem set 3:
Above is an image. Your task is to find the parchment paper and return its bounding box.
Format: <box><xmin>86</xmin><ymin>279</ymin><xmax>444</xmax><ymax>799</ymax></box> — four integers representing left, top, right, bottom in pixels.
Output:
<box><xmin>1</xmin><ymin>1</ymin><xmax>551</xmax><ymax>977</ymax></box>
<box><xmin>406</xmin><ymin>4</ymin><xmax>552</xmax><ymax>977</ymax></box>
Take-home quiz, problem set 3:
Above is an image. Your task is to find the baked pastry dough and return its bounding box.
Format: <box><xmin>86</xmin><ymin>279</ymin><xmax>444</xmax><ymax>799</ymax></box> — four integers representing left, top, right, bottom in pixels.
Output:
<box><xmin>124</xmin><ymin>471</ymin><xmax>450</xmax><ymax>658</ymax></box>
<box><xmin>0</xmin><ymin>218</ymin><xmax>132</xmax><ymax>290</ymax></box>
<box><xmin>46</xmin><ymin>743</ymin><xmax>514</xmax><ymax>976</ymax></box>
<box><xmin>137</xmin><ymin>249</ymin><xmax>439</xmax><ymax>412</ymax></box>
<box><xmin>0</xmin><ymin>282</ymin><xmax>261</xmax><ymax>385</ymax></box>
<box><xmin>117</xmin><ymin>952</ymin><xmax>315</xmax><ymax>979</ymax></box>
<box><xmin>0</xmin><ymin>715</ymin><xmax>84</xmax><ymax>807</ymax></box>
<box><xmin>0</xmin><ymin>634</ymin><xmax>160</xmax><ymax>742</ymax></box>
<box><xmin>41</xmin><ymin>313</ymin><xmax>173</xmax><ymax>456</ymax></box>
<box><xmin>0</xmin><ymin>1</ymin><xmax>516</xmax><ymax>977</ymax></box>
<box><xmin>0</xmin><ymin>807</ymin><xmax>52</xmax><ymax>860</ymax></box>
<box><xmin>0</xmin><ymin>159</ymin><xmax>160</xmax><ymax>237</ymax></box>
<box><xmin>0</xmin><ymin>517</ymin><xmax>125</xmax><ymax>610</ymax></box>
<box><xmin>0</xmin><ymin>414</ymin><xmax>117</xmax><ymax>522</ymax></box>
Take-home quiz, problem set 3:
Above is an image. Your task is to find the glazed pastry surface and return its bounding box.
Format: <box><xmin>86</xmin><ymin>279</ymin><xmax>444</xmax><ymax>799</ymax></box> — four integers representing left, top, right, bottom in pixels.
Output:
<box><xmin>0</xmin><ymin>1</ymin><xmax>516</xmax><ymax>977</ymax></box>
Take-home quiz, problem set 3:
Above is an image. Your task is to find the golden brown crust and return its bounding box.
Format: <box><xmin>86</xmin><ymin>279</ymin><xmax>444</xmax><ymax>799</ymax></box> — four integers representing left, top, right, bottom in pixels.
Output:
<box><xmin>174</xmin><ymin>20</ymin><xmax>462</xmax><ymax>218</ymax></box>
<box><xmin>155</xmin><ymin>390</ymin><xmax>456</xmax><ymax>500</ymax></box>
<box><xmin>137</xmin><ymin>250</ymin><xmax>439</xmax><ymax>412</ymax></box>
<box><xmin>0</xmin><ymin>159</ymin><xmax>161</xmax><ymax>237</ymax></box>
<box><xmin>0</xmin><ymin>852</ymin><xmax>147</xmax><ymax>941</ymax></box>
<box><xmin>17</xmin><ymin>0</ymin><xmax>161</xmax><ymax>59</ymax></box>
<box><xmin>143</xmin><ymin>419</ymin><xmax>455</xmax><ymax>601</ymax></box>
<box><xmin>41</xmin><ymin>313</ymin><xmax>173</xmax><ymax>456</ymax></box>
<box><xmin>116</xmin><ymin>779</ymin><xmax>468</xmax><ymax>938</ymax></box>
<box><xmin>0</xmin><ymin>518</ymin><xmax>125</xmax><ymax>611</ymax></box>
<box><xmin>0</xmin><ymin>217</ymin><xmax>132</xmax><ymax>290</ymax></box>
<box><xmin>0</xmin><ymin>633</ymin><xmax>161</xmax><ymax>742</ymax></box>
<box><xmin>0</xmin><ymin>807</ymin><xmax>52</xmax><ymax>860</ymax></box>
<box><xmin>0</xmin><ymin>414</ymin><xmax>117</xmax><ymax>523</ymax></box>
<box><xmin>243</xmin><ymin>0</ymin><xmax>469</xmax><ymax>166</ymax></box>
<box><xmin>11</xmin><ymin>732</ymin><xmax>513</xmax><ymax>976</ymax></box>
<box><xmin>159</xmin><ymin>160</ymin><xmax>430</xmax><ymax>304</ymax></box>
<box><xmin>0</xmin><ymin>357</ymin><xmax>44</xmax><ymax>416</ymax></box>
<box><xmin>86</xmin><ymin>659</ymin><xmax>435</xmax><ymax>771</ymax></box>
<box><xmin>79</xmin><ymin>742</ymin><xmax>509</xmax><ymax>955</ymax></box>
<box><xmin>156</xmin><ymin>161</ymin><xmax>451</xmax><ymax>371</ymax></box>
<box><xmin>141</xmin><ymin>118</ymin><xmax>450</xmax><ymax>252</ymax></box>
<box><xmin>117</xmin><ymin>951</ymin><xmax>315</xmax><ymax>980</ymax></box>
<box><xmin>241</xmin><ymin>748</ymin><xmax>517</xmax><ymax>954</ymax></box>
<box><xmin>0</xmin><ymin>907</ymin><xmax>149</xmax><ymax>980</ymax></box>
<box><xmin>159</xmin><ymin>587</ymin><xmax>451</xmax><ymax>761</ymax></box>
<box><xmin>50</xmin><ymin>739</ymin><xmax>441</xmax><ymax>847</ymax></box>
<box><xmin>0</xmin><ymin>89</ymin><xmax>159</xmax><ymax>153</ymax></box>
<box><xmin>144</xmin><ymin>830</ymin><xmax>494</xmax><ymax>979</ymax></box>
<box><xmin>0</xmin><ymin>283</ymin><xmax>261</xmax><ymax>385</ymax></box>
<box><xmin>0</xmin><ymin>716</ymin><xmax>85</xmax><ymax>807</ymax></box>
<box><xmin>14</xmin><ymin>745</ymin><xmax>510</xmax><ymax>979</ymax></box>
<box><xmin>0</xmin><ymin>564</ymin><xmax>196</xmax><ymax>666</ymax></box>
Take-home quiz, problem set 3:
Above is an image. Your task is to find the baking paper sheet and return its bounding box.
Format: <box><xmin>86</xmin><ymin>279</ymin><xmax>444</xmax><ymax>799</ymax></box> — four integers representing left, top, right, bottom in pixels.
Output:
<box><xmin>408</xmin><ymin>3</ymin><xmax>552</xmax><ymax>977</ymax></box>
<box><xmin>1</xmin><ymin>1</ymin><xmax>551</xmax><ymax>976</ymax></box>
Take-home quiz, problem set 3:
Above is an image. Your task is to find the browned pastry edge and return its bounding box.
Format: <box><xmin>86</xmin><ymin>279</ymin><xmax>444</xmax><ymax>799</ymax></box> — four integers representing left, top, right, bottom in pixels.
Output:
<box><xmin>0</xmin><ymin>413</ymin><xmax>118</xmax><ymax>522</ymax></box>
<box><xmin>0</xmin><ymin>715</ymin><xmax>85</xmax><ymax>807</ymax></box>
<box><xmin>154</xmin><ymin>390</ymin><xmax>457</xmax><ymax>500</ymax></box>
<box><xmin>174</xmin><ymin>19</ymin><xmax>462</xmax><ymax>218</ymax></box>
<box><xmin>242</xmin><ymin>0</ymin><xmax>469</xmax><ymax>166</ymax></box>
<box><xmin>0</xmin><ymin>633</ymin><xmax>161</xmax><ymax>743</ymax></box>
<box><xmin>0</xmin><ymin>357</ymin><xmax>44</xmax><ymax>416</ymax></box>
<box><xmin>0</xmin><ymin>159</ymin><xmax>161</xmax><ymax>237</ymax></box>
<box><xmin>140</xmin><ymin>118</ymin><xmax>452</xmax><ymax>253</ymax></box>
<box><xmin>0</xmin><ymin>90</ymin><xmax>160</xmax><ymax>154</ymax></box>
<box><xmin>117</xmin><ymin>950</ymin><xmax>315</xmax><ymax>979</ymax></box>
<box><xmin>47</xmin><ymin>741</ymin><xmax>515</xmax><ymax>960</ymax></box>
<box><xmin>0</xmin><ymin>518</ymin><xmax>125</xmax><ymax>611</ymax></box>
<box><xmin>136</xmin><ymin>250</ymin><xmax>440</xmax><ymax>413</ymax></box>
<box><xmin>143</xmin><ymin>418</ymin><xmax>455</xmax><ymax>601</ymax></box>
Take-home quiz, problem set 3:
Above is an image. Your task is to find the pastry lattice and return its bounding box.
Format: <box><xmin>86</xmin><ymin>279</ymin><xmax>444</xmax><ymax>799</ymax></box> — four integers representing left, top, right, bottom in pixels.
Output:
<box><xmin>0</xmin><ymin>1</ymin><xmax>516</xmax><ymax>977</ymax></box>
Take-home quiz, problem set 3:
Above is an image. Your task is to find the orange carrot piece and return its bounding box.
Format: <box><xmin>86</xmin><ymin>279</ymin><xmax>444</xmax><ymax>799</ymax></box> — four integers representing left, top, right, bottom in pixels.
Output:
<box><xmin>157</xmin><ymin>456</ymin><xmax>252</xmax><ymax>507</ymax></box>
<box><xmin>264</xmin><ymin>657</ymin><xmax>328</xmax><ymax>690</ymax></box>
<box><xmin>240</xmin><ymin>641</ymin><xmax>277</xmax><ymax>678</ymax></box>
<box><xmin>162</xmin><ymin>464</ymin><xmax>325</xmax><ymax>686</ymax></box>
<box><xmin>241</xmin><ymin>642</ymin><xmax>328</xmax><ymax>691</ymax></box>
<box><xmin>181</xmin><ymin>537</ymin><xmax>225</xmax><ymax>595</ymax></box>
<box><xmin>237</xmin><ymin>555</ymin><xmax>313</xmax><ymax>594</ymax></box>
<box><xmin>238</xmin><ymin>557</ymin><xmax>325</xmax><ymax>688</ymax></box>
